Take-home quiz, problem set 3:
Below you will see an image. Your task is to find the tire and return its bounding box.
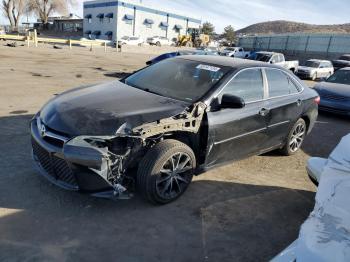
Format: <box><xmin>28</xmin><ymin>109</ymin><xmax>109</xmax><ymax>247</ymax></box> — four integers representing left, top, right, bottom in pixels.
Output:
<box><xmin>311</xmin><ymin>73</ymin><xmax>317</xmax><ymax>81</ymax></box>
<box><xmin>137</xmin><ymin>139</ymin><xmax>196</xmax><ymax>204</ymax></box>
<box><xmin>280</xmin><ymin>118</ymin><xmax>307</xmax><ymax>156</ymax></box>
<box><xmin>156</xmin><ymin>41</ymin><xmax>161</xmax><ymax>47</ymax></box>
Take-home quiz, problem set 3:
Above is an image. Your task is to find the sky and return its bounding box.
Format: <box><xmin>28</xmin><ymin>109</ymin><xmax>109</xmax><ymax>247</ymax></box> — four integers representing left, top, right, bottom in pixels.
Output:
<box><xmin>1</xmin><ymin>0</ymin><xmax>350</xmax><ymax>32</ymax></box>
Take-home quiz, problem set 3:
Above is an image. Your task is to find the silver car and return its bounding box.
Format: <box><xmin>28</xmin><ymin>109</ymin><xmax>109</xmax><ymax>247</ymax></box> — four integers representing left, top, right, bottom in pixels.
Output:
<box><xmin>296</xmin><ymin>59</ymin><xmax>334</xmax><ymax>80</ymax></box>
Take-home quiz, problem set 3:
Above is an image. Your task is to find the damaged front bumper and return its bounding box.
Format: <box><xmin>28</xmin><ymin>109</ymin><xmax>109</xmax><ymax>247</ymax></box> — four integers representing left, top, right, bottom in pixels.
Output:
<box><xmin>30</xmin><ymin>102</ymin><xmax>207</xmax><ymax>200</ymax></box>
<box><xmin>30</xmin><ymin>118</ymin><xmax>134</xmax><ymax>199</ymax></box>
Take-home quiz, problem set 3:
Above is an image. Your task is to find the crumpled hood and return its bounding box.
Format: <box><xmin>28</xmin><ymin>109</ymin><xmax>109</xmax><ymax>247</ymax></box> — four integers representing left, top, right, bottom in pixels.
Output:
<box><xmin>39</xmin><ymin>81</ymin><xmax>190</xmax><ymax>136</ymax></box>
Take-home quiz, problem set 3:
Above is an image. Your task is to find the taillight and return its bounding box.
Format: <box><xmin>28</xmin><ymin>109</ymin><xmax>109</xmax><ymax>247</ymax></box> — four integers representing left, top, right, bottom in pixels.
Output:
<box><xmin>314</xmin><ymin>96</ymin><xmax>320</xmax><ymax>104</ymax></box>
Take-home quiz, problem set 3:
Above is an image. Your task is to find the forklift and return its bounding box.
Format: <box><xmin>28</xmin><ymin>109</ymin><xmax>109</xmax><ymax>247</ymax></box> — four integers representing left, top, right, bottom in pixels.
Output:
<box><xmin>177</xmin><ymin>28</ymin><xmax>210</xmax><ymax>48</ymax></box>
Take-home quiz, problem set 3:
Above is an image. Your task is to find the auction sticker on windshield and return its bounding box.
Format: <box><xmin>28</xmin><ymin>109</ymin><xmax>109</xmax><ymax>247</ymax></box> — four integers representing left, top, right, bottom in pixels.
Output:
<box><xmin>196</xmin><ymin>64</ymin><xmax>221</xmax><ymax>72</ymax></box>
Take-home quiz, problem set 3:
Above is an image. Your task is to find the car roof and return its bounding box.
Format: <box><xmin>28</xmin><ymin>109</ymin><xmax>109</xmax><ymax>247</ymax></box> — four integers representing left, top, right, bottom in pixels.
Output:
<box><xmin>307</xmin><ymin>59</ymin><xmax>331</xmax><ymax>63</ymax></box>
<box><xmin>339</xmin><ymin>67</ymin><xmax>350</xmax><ymax>71</ymax></box>
<box><xmin>177</xmin><ymin>55</ymin><xmax>275</xmax><ymax>69</ymax></box>
<box><xmin>256</xmin><ymin>51</ymin><xmax>277</xmax><ymax>55</ymax></box>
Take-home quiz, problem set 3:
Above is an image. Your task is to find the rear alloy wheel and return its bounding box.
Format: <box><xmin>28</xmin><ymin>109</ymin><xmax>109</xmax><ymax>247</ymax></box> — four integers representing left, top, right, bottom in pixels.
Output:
<box><xmin>137</xmin><ymin>139</ymin><xmax>195</xmax><ymax>204</ymax></box>
<box><xmin>280</xmin><ymin>118</ymin><xmax>306</xmax><ymax>156</ymax></box>
<box><xmin>156</xmin><ymin>41</ymin><xmax>161</xmax><ymax>47</ymax></box>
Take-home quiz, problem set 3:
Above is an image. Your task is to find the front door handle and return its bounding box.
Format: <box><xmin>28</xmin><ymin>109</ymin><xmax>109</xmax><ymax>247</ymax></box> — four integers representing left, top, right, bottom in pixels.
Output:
<box><xmin>259</xmin><ymin>108</ymin><xmax>270</xmax><ymax>116</ymax></box>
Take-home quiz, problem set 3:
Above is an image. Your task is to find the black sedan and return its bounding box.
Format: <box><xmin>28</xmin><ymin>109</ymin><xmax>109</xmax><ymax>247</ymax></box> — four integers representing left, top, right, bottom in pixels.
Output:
<box><xmin>314</xmin><ymin>67</ymin><xmax>350</xmax><ymax>116</ymax></box>
<box><xmin>31</xmin><ymin>56</ymin><xmax>319</xmax><ymax>204</ymax></box>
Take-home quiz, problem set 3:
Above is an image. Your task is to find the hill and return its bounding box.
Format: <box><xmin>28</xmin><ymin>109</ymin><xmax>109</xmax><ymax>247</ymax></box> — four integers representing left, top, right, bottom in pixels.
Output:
<box><xmin>237</xmin><ymin>20</ymin><xmax>350</xmax><ymax>35</ymax></box>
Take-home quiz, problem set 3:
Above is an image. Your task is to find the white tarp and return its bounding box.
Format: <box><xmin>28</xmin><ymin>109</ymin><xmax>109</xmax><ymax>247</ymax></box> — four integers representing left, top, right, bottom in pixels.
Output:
<box><xmin>273</xmin><ymin>134</ymin><xmax>350</xmax><ymax>262</ymax></box>
<box><xmin>297</xmin><ymin>134</ymin><xmax>350</xmax><ymax>261</ymax></box>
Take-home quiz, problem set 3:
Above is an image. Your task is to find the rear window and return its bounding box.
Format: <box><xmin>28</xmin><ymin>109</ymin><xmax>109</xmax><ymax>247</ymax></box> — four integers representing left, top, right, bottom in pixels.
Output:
<box><xmin>124</xmin><ymin>58</ymin><xmax>231</xmax><ymax>102</ymax></box>
<box><xmin>266</xmin><ymin>69</ymin><xmax>300</xmax><ymax>97</ymax></box>
<box><xmin>251</xmin><ymin>53</ymin><xmax>272</xmax><ymax>62</ymax></box>
<box><xmin>305</xmin><ymin>61</ymin><xmax>320</xmax><ymax>68</ymax></box>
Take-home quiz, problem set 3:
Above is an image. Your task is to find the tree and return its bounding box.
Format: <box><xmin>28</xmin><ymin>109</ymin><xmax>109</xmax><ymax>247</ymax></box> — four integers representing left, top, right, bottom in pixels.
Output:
<box><xmin>28</xmin><ymin>0</ymin><xmax>74</xmax><ymax>27</ymax></box>
<box><xmin>201</xmin><ymin>21</ymin><xmax>215</xmax><ymax>36</ymax></box>
<box><xmin>222</xmin><ymin>25</ymin><xmax>236</xmax><ymax>45</ymax></box>
<box><xmin>1</xmin><ymin>0</ymin><xmax>27</xmax><ymax>31</ymax></box>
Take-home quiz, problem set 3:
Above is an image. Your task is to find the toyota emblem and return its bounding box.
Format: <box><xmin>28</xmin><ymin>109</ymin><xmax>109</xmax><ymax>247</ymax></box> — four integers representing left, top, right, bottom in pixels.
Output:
<box><xmin>40</xmin><ymin>124</ymin><xmax>46</xmax><ymax>137</ymax></box>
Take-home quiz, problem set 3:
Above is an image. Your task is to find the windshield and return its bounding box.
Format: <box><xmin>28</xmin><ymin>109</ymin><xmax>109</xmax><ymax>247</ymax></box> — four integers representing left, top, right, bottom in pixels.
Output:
<box><xmin>124</xmin><ymin>58</ymin><xmax>231</xmax><ymax>102</ymax></box>
<box><xmin>326</xmin><ymin>70</ymin><xmax>350</xmax><ymax>85</ymax></box>
<box><xmin>249</xmin><ymin>53</ymin><xmax>272</xmax><ymax>62</ymax></box>
<box><xmin>339</xmin><ymin>55</ymin><xmax>350</xmax><ymax>61</ymax></box>
<box><xmin>304</xmin><ymin>61</ymin><xmax>320</xmax><ymax>68</ymax></box>
<box><xmin>225</xmin><ymin>48</ymin><xmax>236</xmax><ymax>51</ymax></box>
<box><xmin>121</xmin><ymin>36</ymin><xmax>128</xmax><ymax>40</ymax></box>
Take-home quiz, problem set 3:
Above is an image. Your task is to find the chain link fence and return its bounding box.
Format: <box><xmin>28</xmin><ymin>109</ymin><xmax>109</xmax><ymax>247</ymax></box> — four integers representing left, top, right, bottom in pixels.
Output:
<box><xmin>238</xmin><ymin>34</ymin><xmax>350</xmax><ymax>60</ymax></box>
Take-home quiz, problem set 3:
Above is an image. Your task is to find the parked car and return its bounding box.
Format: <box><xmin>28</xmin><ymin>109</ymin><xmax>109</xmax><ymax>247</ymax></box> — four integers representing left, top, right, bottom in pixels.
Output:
<box><xmin>145</xmin><ymin>49</ymin><xmax>218</xmax><ymax>65</ymax></box>
<box><xmin>313</xmin><ymin>67</ymin><xmax>350</xmax><ymax>116</ymax></box>
<box><xmin>296</xmin><ymin>59</ymin><xmax>334</xmax><ymax>80</ymax></box>
<box><xmin>332</xmin><ymin>54</ymin><xmax>350</xmax><ymax>70</ymax></box>
<box><xmin>31</xmin><ymin>56</ymin><xmax>318</xmax><ymax>204</ymax></box>
<box><xmin>146</xmin><ymin>36</ymin><xmax>172</xmax><ymax>46</ymax></box>
<box><xmin>197</xmin><ymin>46</ymin><xmax>220</xmax><ymax>55</ymax></box>
<box><xmin>220</xmin><ymin>47</ymin><xmax>251</xmax><ymax>58</ymax></box>
<box><xmin>207</xmin><ymin>40</ymin><xmax>219</xmax><ymax>48</ymax></box>
<box><xmin>117</xmin><ymin>36</ymin><xmax>144</xmax><ymax>46</ymax></box>
<box><xmin>79</xmin><ymin>38</ymin><xmax>113</xmax><ymax>47</ymax></box>
<box><xmin>273</xmin><ymin>134</ymin><xmax>350</xmax><ymax>262</ymax></box>
<box><xmin>247</xmin><ymin>51</ymin><xmax>299</xmax><ymax>72</ymax></box>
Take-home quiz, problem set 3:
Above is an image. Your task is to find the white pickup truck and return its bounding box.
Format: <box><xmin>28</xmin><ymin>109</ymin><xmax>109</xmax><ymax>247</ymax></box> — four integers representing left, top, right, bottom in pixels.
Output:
<box><xmin>220</xmin><ymin>47</ymin><xmax>251</xmax><ymax>58</ymax></box>
<box><xmin>248</xmin><ymin>51</ymin><xmax>299</xmax><ymax>72</ymax></box>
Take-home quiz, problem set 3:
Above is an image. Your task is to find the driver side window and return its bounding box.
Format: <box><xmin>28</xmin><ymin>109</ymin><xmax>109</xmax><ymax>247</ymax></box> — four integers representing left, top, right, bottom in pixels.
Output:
<box><xmin>221</xmin><ymin>68</ymin><xmax>264</xmax><ymax>103</ymax></box>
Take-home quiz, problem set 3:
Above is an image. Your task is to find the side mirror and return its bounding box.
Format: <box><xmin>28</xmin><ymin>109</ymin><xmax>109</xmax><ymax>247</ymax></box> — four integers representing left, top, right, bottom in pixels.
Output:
<box><xmin>221</xmin><ymin>94</ymin><xmax>245</xmax><ymax>109</ymax></box>
<box><xmin>270</xmin><ymin>60</ymin><xmax>274</xmax><ymax>64</ymax></box>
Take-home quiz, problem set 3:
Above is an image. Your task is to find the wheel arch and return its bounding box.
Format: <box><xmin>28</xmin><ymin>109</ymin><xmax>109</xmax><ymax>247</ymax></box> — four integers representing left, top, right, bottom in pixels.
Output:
<box><xmin>301</xmin><ymin>115</ymin><xmax>311</xmax><ymax>133</ymax></box>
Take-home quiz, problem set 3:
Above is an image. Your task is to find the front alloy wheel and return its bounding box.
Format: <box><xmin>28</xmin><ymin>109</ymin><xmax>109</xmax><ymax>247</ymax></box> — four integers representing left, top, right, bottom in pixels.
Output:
<box><xmin>280</xmin><ymin>118</ymin><xmax>306</xmax><ymax>156</ymax></box>
<box><xmin>156</xmin><ymin>153</ymin><xmax>193</xmax><ymax>200</ymax></box>
<box><xmin>137</xmin><ymin>139</ymin><xmax>195</xmax><ymax>204</ymax></box>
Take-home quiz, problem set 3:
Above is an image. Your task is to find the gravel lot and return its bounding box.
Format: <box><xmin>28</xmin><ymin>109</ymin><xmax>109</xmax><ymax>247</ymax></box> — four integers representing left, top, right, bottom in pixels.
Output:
<box><xmin>0</xmin><ymin>44</ymin><xmax>349</xmax><ymax>262</ymax></box>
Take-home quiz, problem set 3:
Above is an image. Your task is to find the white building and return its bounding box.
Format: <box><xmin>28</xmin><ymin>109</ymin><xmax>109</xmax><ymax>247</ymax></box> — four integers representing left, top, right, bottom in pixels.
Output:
<box><xmin>83</xmin><ymin>0</ymin><xmax>201</xmax><ymax>41</ymax></box>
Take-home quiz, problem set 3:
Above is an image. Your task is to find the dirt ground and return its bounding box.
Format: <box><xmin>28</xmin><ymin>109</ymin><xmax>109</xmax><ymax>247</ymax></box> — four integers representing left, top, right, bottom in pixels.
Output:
<box><xmin>0</xmin><ymin>43</ymin><xmax>349</xmax><ymax>262</ymax></box>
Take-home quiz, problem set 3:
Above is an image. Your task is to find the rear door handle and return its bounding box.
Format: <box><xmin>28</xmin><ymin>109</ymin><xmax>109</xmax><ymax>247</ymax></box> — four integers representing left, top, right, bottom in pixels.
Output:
<box><xmin>259</xmin><ymin>108</ymin><xmax>270</xmax><ymax>116</ymax></box>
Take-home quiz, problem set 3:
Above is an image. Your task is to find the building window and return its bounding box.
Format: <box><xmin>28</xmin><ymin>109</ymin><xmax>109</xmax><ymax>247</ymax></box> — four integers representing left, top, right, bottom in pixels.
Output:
<box><xmin>124</xmin><ymin>14</ymin><xmax>134</xmax><ymax>25</ymax></box>
<box><xmin>105</xmin><ymin>31</ymin><xmax>113</xmax><ymax>40</ymax></box>
<box><xmin>93</xmin><ymin>31</ymin><xmax>101</xmax><ymax>39</ymax></box>
<box><xmin>174</xmin><ymin>25</ymin><xmax>183</xmax><ymax>34</ymax></box>
<box><xmin>85</xmin><ymin>14</ymin><xmax>92</xmax><ymax>23</ymax></box>
<box><xmin>160</xmin><ymin>22</ymin><xmax>168</xmax><ymax>31</ymax></box>
<box><xmin>144</xmin><ymin>18</ymin><xmax>154</xmax><ymax>29</ymax></box>
<box><xmin>106</xmin><ymin>13</ymin><xmax>113</xmax><ymax>23</ymax></box>
<box><xmin>97</xmin><ymin>13</ymin><xmax>104</xmax><ymax>23</ymax></box>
